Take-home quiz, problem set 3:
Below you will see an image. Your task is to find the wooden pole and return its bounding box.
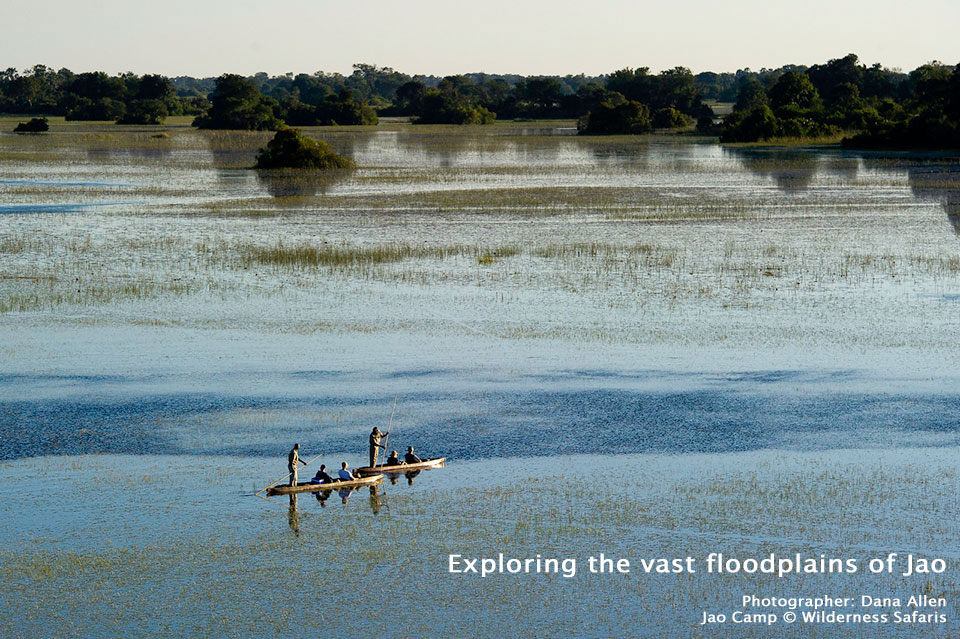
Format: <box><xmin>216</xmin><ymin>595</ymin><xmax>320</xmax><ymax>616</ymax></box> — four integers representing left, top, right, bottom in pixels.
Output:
<box><xmin>255</xmin><ymin>453</ymin><xmax>323</xmax><ymax>496</ymax></box>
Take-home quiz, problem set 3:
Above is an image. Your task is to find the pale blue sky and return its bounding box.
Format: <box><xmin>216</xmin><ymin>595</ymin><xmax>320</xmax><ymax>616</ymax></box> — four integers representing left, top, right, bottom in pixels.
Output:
<box><xmin>4</xmin><ymin>0</ymin><xmax>957</xmax><ymax>76</ymax></box>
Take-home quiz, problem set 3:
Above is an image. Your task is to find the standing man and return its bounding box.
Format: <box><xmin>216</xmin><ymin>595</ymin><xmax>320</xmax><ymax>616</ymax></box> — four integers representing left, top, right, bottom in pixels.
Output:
<box><xmin>369</xmin><ymin>427</ymin><xmax>389</xmax><ymax>468</ymax></box>
<box><xmin>288</xmin><ymin>443</ymin><xmax>306</xmax><ymax>486</ymax></box>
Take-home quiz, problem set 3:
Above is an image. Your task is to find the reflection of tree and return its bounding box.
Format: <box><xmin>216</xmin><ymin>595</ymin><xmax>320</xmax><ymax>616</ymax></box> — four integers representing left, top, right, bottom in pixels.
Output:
<box><xmin>255</xmin><ymin>169</ymin><xmax>354</xmax><ymax>198</ymax></box>
<box><xmin>860</xmin><ymin>155</ymin><xmax>960</xmax><ymax>234</ymax></box>
<box><xmin>905</xmin><ymin>164</ymin><xmax>960</xmax><ymax>232</ymax></box>
<box><xmin>724</xmin><ymin>147</ymin><xmax>820</xmax><ymax>193</ymax></box>
<box><xmin>85</xmin><ymin>139</ymin><xmax>173</xmax><ymax>162</ymax></box>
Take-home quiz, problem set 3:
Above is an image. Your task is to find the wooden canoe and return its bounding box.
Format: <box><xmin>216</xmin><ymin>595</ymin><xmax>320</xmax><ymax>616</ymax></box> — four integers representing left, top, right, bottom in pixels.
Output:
<box><xmin>267</xmin><ymin>474</ymin><xmax>383</xmax><ymax>495</ymax></box>
<box><xmin>355</xmin><ymin>457</ymin><xmax>446</xmax><ymax>477</ymax></box>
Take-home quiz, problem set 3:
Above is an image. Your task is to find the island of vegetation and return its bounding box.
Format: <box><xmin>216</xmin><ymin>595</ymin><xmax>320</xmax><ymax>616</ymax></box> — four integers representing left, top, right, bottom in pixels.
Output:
<box><xmin>1</xmin><ymin>56</ymin><xmax>957</xmax><ymax>148</ymax></box>
<box><xmin>12</xmin><ymin>116</ymin><xmax>48</xmax><ymax>133</ymax></box>
<box><xmin>254</xmin><ymin>127</ymin><xmax>356</xmax><ymax>170</ymax></box>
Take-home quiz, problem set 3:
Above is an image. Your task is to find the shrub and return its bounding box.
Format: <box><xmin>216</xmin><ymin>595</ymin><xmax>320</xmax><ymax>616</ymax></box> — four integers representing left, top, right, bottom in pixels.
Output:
<box><xmin>254</xmin><ymin>127</ymin><xmax>356</xmax><ymax>170</ymax></box>
<box><xmin>13</xmin><ymin>117</ymin><xmax>49</xmax><ymax>133</ymax></box>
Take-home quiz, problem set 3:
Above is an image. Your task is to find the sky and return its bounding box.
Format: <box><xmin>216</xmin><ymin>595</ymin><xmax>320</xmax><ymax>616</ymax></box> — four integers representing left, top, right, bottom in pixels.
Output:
<box><xmin>3</xmin><ymin>0</ymin><xmax>957</xmax><ymax>77</ymax></box>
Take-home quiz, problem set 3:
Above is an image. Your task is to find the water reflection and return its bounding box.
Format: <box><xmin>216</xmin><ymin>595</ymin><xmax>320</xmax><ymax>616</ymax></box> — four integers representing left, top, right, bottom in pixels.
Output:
<box><xmin>312</xmin><ymin>488</ymin><xmax>332</xmax><ymax>508</ymax></box>
<box><xmin>905</xmin><ymin>163</ymin><xmax>960</xmax><ymax>231</ymax></box>
<box><xmin>287</xmin><ymin>493</ymin><xmax>300</xmax><ymax>536</ymax></box>
<box><xmin>255</xmin><ymin>169</ymin><xmax>354</xmax><ymax>199</ymax></box>
<box><xmin>724</xmin><ymin>147</ymin><xmax>820</xmax><ymax>193</ymax></box>
<box><xmin>368</xmin><ymin>485</ymin><xmax>382</xmax><ymax>515</ymax></box>
<box><xmin>859</xmin><ymin>154</ymin><xmax>960</xmax><ymax>234</ymax></box>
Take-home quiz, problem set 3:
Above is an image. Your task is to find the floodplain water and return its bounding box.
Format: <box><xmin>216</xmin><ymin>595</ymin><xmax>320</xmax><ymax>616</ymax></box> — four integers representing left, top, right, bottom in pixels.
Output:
<box><xmin>0</xmin><ymin>118</ymin><xmax>958</xmax><ymax>637</ymax></box>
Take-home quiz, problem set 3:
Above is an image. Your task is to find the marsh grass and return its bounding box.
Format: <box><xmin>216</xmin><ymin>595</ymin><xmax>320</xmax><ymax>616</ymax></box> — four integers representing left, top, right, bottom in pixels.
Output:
<box><xmin>727</xmin><ymin>132</ymin><xmax>849</xmax><ymax>147</ymax></box>
<box><xmin>0</xmin><ymin>450</ymin><xmax>956</xmax><ymax>638</ymax></box>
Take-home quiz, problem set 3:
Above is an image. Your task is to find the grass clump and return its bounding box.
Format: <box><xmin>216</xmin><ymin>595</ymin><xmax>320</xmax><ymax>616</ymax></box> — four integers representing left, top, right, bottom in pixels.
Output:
<box><xmin>241</xmin><ymin>242</ymin><xmax>454</xmax><ymax>269</ymax></box>
<box><xmin>254</xmin><ymin>127</ymin><xmax>356</xmax><ymax>170</ymax></box>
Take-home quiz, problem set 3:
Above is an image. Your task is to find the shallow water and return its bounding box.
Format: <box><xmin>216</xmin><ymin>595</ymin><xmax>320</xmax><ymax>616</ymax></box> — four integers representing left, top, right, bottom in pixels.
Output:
<box><xmin>1</xmin><ymin>120</ymin><xmax>958</xmax><ymax>637</ymax></box>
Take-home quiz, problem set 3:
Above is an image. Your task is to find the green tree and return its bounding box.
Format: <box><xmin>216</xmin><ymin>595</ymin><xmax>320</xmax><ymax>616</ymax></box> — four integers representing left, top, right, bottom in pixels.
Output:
<box><xmin>117</xmin><ymin>99</ymin><xmax>168</xmax><ymax>124</ymax></box>
<box><xmin>579</xmin><ymin>99</ymin><xmax>651</xmax><ymax>134</ymax></box>
<box><xmin>768</xmin><ymin>71</ymin><xmax>820</xmax><ymax>111</ymax></box>
<box><xmin>255</xmin><ymin>127</ymin><xmax>356</xmax><ymax>169</ymax></box>
<box><xmin>395</xmin><ymin>80</ymin><xmax>427</xmax><ymax>114</ymax></box>
<box><xmin>193</xmin><ymin>74</ymin><xmax>281</xmax><ymax>130</ymax></box>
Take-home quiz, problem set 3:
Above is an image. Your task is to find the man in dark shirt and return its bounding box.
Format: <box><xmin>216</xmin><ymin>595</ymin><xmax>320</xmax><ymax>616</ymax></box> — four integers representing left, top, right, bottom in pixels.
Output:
<box><xmin>311</xmin><ymin>464</ymin><xmax>334</xmax><ymax>484</ymax></box>
<box><xmin>404</xmin><ymin>446</ymin><xmax>422</xmax><ymax>464</ymax></box>
<box><xmin>386</xmin><ymin>450</ymin><xmax>403</xmax><ymax>466</ymax></box>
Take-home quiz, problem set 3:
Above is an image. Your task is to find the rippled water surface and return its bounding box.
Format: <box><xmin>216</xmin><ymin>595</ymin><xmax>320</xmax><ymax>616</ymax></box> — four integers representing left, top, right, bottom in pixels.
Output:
<box><xmin>1</xmin><ymin>118</ymin><xmax>958</xmax><ymax>637</ymax></box>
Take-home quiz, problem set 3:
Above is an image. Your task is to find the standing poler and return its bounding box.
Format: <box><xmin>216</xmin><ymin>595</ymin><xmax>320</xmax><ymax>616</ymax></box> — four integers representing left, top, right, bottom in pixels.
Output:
<box><xmin>369</xmin><ymin>427</ymin><xmax>389</xmax><ymax>467</ymax></box>
<box><xmin>288</xmin><ymin>443</ymin><xmax>306</xmax><ymax>486</ymax></box>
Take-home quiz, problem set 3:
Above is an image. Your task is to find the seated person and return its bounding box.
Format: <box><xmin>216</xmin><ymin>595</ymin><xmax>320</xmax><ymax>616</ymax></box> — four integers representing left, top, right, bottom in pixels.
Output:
<box><xmin>386</xmin><ymin>450</ymin><xmax>403</xmax><ymax>466</ymax></box>
<box><xmin>310</xmin><ymin>464</ymin><xmax>334</xmax><ymax>484</ymax></box>
<box><xmin>404</xmin><ymin>446</ymin><xmax>422</xmax><ymax>464</ymax></box>
<box><xmin>338</xmin><ymin>462</ymin><xmax>354</xmax><ymax>481</ymax></box>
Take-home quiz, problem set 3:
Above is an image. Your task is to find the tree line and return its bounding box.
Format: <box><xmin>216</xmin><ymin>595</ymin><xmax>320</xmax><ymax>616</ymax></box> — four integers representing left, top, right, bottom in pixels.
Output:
<box><xmin>3</xmin><ymin>57</ymin><xmax>958</xmax><ymax>148</ymax></box>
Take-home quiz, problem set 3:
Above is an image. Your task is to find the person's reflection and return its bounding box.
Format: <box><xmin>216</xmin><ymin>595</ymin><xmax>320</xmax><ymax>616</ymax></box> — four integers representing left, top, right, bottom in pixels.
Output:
<box><xmin>287</xmin><ymin>493</ymin><xmax>300</xmax><ymax>536</ymax></box>
<box><xmin>389</xmin><ymin>475</ymin><xmax>399</xmax><ymax>485</ymax></box>
<box><xmin>405</xmin><ymin>470</ymin><xmax>421</xmax><ymax>486</ymax></box>
<box><xmin>368</xmin><ymin>485</ymin><xmax>382</xmax><ymax>515</ymax></box>
<box><xmin>339</xmin><ymin>487</ymin><xmax>355</xmax><ymax>504</ymax></box>
<box><xmin>313</xmin><ymin>488</ymin><xmax>332</xmax><ymax>508</ymax></box>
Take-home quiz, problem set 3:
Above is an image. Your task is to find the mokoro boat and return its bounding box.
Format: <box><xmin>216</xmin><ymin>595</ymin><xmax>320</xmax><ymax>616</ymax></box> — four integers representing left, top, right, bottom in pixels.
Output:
<box><xmin>355</xmin><ymin>457</ymin><xmax>446</xmax><ymax>477</ymax></box>
<box><xmin>267</xmin><ymin>474</ymin><xmax>383</xmax><ymax>495</ymax></box>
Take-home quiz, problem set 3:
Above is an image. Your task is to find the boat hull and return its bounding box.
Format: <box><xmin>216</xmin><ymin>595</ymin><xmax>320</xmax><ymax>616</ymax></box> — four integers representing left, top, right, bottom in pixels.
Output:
<box><xmin>267</xmin><ymin>474</ymin><xmax>383</xmax><ymax>495</ymax></box>
<box><xmin>355</xmin><ymin>457</ymin><xmax>446</xmax><ymax>476</ymax></box>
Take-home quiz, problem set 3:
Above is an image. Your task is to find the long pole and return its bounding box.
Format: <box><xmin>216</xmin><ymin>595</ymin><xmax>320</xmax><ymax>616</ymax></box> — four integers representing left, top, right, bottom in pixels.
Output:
<box><xmin>255</xmin><ymin>453</ymin><xmax>323</xmax><ymax>496</ymax></box>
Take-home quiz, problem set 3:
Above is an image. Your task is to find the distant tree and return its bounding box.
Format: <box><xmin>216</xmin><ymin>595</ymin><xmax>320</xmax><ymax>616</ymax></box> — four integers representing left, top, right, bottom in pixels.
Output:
<box><xmin>67</xmin><ymin>72</ymin><xmax>126</xmax><ymax>102</ymax></box>
<box><xmin>808</xmin><ymin>54</ymin><xmax>863</xmax><ymax>106</ymax></box>
<box><xmin>394</xmin><ymin>80</ymin><xmax>427</xmax><ymax>115</ymax></box>
<box><xmin>193</xmin><ymin>74</ymin><xmax>281</xmax><ymax>130</ymax></box>
<box><xmin>13</xmin><ymin>117</ymin><xmax>48</xmax><ymax>133</ymax></box>
<box><xmin>579</xmin><ymin>99</ymin><xmax>651</xmax><ymax>134</ymax></box>
<box><xmin>65</xmin><ymin>97</ymin><xmax>126</xmax><ymax>121</ymax></box>
<box><xmin>515</xmin><ymin>78</ymin><xmax>564</xmax><ymax>117</ymax></box>
<box><xmin>314</xmin><ymin>89</ymin><xmax>378</xmax><ymax>125</ymax></box>
<box><xmin>652</xmin><ymin>107</ymin><xmax>693</xmax><ymax>129</ymax></box>
<box><xmin>720</xmin><ymin>105</ymin><xmax>780</xmax><ymax>142</ymax></box>
<box><xmin>768</xmin><ymin>71</ymin><xmax>820</xmax><ymax>111</ymax></box>
<box><xmin>254</xmin><ymin>127</ymin><xmax>356</xmax><ymax>169</ymax></box>
<box><xmin>413</xmin><ymin>89</ymin><xmax>495</xmax><ymax>124</ymax></box>
<box><xmin>116</xmin><ymin>99</ymin><xmax>168</xmax><ymax>124</ymax></box>
<box><xmin>734</xmin><ymin>79</ymin><xmax>768</xmax><ymax>112</ymax></box>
